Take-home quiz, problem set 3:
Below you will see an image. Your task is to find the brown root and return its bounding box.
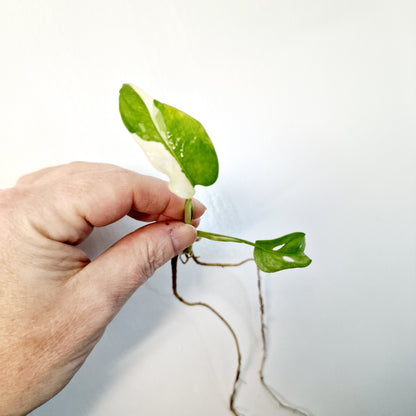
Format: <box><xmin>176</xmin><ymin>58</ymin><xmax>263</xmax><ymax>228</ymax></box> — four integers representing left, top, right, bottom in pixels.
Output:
<box><xmin>257</xmin><ymin>267</ymin><xmax>311</xmax><ymax>416</ymax></box>
<box><xmin>192</xmin><ymin>256</ymin><xmax>254</xmax><ymax>268</ymax></box>
<box><xmin>172</xmin><ymin>251</ymin><xmax>310</xmax><ymax>415</ymax></box>
<box><xmin>171</xmin><ymin>255</ymin><xmax>242</xmax><ymax>415</ymax></box>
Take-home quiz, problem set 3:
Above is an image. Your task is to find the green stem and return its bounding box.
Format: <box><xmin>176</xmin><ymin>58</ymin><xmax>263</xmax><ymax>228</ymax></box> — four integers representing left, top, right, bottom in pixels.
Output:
<box><xmin>183</xmin><ymin>198</ymin><xmax>194</xmax><ymax>255</ymax></box>
<box><xmin>197</xmin><ymin>230</ymin><xmax>255</xmax><ymax>248</ymax></box>
<box><xmin>184</xmin><ymin>198</ymin><xmax>193</xmax><ymax>225</ymax></box>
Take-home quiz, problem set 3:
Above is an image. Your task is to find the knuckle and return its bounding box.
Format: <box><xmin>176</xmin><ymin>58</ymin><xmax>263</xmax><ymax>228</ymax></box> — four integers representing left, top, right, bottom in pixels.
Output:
<box><xmin>137</xmin><ymin>238</ymin><xmax>171</xmax><ymax>282</ymax></box>
<box><xmin>0</xmin><ymin>187</ymin><xmax>23</xmax><ymax>214</ymax></box>
<box><xmin>139</xmin><ymin>241</ymin><xmax>159</xmax><ymax>280</ymax></box>
<box><xmin>15</xmin><ymin>172</ymin><xmax>33</xmax><ymax>186</ymax></box>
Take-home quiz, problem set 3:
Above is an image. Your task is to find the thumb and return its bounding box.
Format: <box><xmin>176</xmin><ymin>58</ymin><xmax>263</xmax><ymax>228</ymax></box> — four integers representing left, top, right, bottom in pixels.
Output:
<box><xmin>74</xmin><ymin>221</ymin><xmax>196</xmax><ymax>321</ymax></box>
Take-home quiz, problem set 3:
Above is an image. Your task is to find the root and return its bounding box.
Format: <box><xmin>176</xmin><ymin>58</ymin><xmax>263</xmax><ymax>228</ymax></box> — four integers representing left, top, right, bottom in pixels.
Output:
<box><xmin>179</xmin><ymin>251</ymin><xmax>254</xmax><ymax>268</ymax></box>
<box><xmin>173</xmin><ymin>251</ymin><xmax>310</xmax><ymax>415</ymax></box>
<box><xmin>192</xmin><ymin>256</ymin><xmax>254</xmax><ymax>268</ymax></box>
<box><xmin>257</xmin><ymin>267</ymin><xmax>311</xmax><ymax>416</ymax></box>
<box><xmin>171</xmin><ymin>256</ymin><xmax>242</xmax><ymax>415</ymax></box>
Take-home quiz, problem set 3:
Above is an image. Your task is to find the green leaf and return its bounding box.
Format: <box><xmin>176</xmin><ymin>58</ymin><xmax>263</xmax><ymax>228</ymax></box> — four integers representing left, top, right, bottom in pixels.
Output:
<box><xmin>197</xmin><ymin>230</ymin><xmax>311</xmax><ymax>274</ymax></box>
<box><xmin>253</xmin><ymin>232</ymin><xmax>312</xmax><ymax>273</ymax></box>
<box><xmin>119</xmin><ymin>84</ymin><xmax>218</xmax><ymax>198</ymax></box>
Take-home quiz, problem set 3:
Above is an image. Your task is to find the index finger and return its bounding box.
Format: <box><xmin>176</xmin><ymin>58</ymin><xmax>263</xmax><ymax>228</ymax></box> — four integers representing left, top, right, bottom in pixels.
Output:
<box><xmin>15</xmin><ymin>162</ymin><xmax>206</xmax><ymax>244</ymax></box>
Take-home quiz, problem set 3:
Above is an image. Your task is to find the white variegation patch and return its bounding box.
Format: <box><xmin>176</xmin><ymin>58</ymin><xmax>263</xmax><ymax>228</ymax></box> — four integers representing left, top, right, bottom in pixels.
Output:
<box><xmin>128</xmin><ymin>84</ymin><xmax>194</xmax><ymax>198</ymax></box>
<box><xmin>132</xmin><ymin>133</ymin><xmax>195</xmax><ymax>198</ymax></box>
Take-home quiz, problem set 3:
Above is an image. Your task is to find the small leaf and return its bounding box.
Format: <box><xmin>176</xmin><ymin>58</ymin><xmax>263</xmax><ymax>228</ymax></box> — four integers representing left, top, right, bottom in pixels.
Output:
<box><xmin>253</xmin><ymin>232</ymin><xmax>312</xmax><ymax>273</ymax></box>
<box><xmin>119</xmin><ymin>84</ymin><xmax>218</xmax><ymax>198</ymax></box>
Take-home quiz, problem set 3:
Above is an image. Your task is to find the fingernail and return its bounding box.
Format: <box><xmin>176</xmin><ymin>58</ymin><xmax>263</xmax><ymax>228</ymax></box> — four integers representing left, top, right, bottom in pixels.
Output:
<box><xmin>171</xmin><ymin>223</ymin><xmax>197</xmax><ymax>254</ymax></box>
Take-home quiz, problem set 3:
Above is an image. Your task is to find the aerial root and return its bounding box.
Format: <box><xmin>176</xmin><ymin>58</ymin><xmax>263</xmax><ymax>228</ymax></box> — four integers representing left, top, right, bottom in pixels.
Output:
<box><xmin>172</xmin><ymin>253</ymin><xmax>310</xmax><ymax>416</ymax></box>
<box><xmin>171</xmin><ymin>256</ymin><xmax>243</xmax><ymax>415</ymax></box>
<box><xmin>257</xmin><ymin>267</ymin><xmax>311</xmax><ymax>416</ymax></box>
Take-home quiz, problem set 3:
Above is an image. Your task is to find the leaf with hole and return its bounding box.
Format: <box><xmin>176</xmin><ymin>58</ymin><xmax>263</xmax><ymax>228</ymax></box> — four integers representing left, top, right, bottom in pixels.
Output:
<box><xmin>196</xmin><ymin>230</ymin><xmax>312</xmax><ymax>273</ymax></box>
<box><xmin>253</xmin><ymin>232</ymin><xmax>312</xmax><ymax>273</ymax></box>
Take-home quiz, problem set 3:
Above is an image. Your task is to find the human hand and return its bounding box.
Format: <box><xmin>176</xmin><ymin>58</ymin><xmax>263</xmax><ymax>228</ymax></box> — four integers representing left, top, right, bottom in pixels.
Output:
<box><xmin>0</xmin><ymin>162</ymin><xmax>205</xmax><ymax>416</ymax></box>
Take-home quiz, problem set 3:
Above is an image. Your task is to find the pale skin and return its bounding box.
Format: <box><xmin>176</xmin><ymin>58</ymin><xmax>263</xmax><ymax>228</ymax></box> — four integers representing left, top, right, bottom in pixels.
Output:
<box><xmin>0</xmin><ymin>162</ymin><xmax>205</xmax><ymax>416</ymax></box>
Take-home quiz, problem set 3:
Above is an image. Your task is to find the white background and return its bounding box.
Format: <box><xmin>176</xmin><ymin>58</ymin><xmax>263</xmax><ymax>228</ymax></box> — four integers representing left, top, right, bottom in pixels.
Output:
<box><xmin>1</xmin><ymin>1</ymin><xmax>415</xmax><ymax>415</ymax></box>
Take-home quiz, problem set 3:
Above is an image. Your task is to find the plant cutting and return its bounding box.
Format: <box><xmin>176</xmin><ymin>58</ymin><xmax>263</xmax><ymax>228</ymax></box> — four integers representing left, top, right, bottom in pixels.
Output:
<box><xmin>119</xmin><ymin>84</ymin><xmax>312</xmax><ymax>415</ymax></box>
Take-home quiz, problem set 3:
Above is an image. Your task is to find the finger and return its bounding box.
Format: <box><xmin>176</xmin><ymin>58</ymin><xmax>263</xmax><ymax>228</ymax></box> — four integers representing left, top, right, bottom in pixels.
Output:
<box><xmin>72</xmin><ymin>221</ymin><xmax>196</xmax><ymax>323</ymax></box>
<box><xmin>15</xmin><ymin>165</ymin><xmax>58</xmax><ymax>187</ymax></box>
<box><xmin>16</xmin><ymin>162</ymin><xmax>206</xmax><ymax>244</ymax></box>
<box><xmin>127</xmin><ymin>196</ymin><xmax>204</xmax><ymax>223</ymax></box>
